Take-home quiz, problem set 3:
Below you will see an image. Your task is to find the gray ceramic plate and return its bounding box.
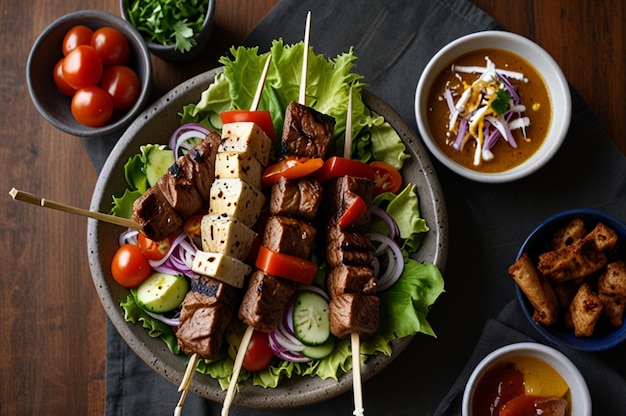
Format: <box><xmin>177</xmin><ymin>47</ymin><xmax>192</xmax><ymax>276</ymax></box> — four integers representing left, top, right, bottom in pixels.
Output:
<box><xmin>87</xmin><ymin>67</ymin><xmax>448</xmax><ymax>408</ymax></box>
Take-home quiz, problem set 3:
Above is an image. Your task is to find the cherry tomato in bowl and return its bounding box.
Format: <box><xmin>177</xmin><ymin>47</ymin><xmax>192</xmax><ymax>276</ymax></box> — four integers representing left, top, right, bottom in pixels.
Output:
<box><xmin>242</xmin><ymin>330</ymin><xmax>275</xmax><ymax>372</ymax></box>
<box><xmin>100</xmin><ymin>65</ymin><xmax>141</xmax><ymax>110</ymax></box>
<box><xmin>111</xmin><ymin>244</ymin><xmax>152</xmax><ymax>288</ymax></box>
<box><xmin>370</xmin><ymin>161</ymin><xmax>403</xmax><ymax>195</ymax></box>
<box><xmin>71</xmin><ymin>86</ymin><xmax>114</xmax><ymax>127</ymax></box>
<box><xmin>62</xmin><ymin>24</ymin><xmax>93</xmax><ymax>56</ymax></box>
<box><xmin>53</xmin><ymin>58</ymin><xmax>77</xmax><ymax>96</ymax></box>
<box><xmin>137</xmin><ymin>233</ymin><xmax>175</xmax><ymax>261</ymax></box>
<box><xmin>91</xmin><ymin>26</ymin><xmax>131</xmax><ymax>67</ymax></box>
<box><xmin>62</xmin><ymin>44</ymin><xmax>103</xmax><ymax>89</ymax></box>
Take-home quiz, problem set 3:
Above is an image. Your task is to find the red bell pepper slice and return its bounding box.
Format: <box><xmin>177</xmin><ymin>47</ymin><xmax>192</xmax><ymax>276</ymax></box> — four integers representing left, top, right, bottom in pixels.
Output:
<box><xmin>313</xmin><ymin>156</ymin><xmax>375</xmax><ymax>182</ymax></box>
<box><xmin>255</xmin><ymin>245</ymin><xmax>317</xmax><ymax>284</ymax></box>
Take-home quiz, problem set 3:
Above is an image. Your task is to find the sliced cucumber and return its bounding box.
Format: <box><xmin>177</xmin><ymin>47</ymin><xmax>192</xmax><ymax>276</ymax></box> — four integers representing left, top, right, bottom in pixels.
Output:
<box><xmin>135</xmin><ymin>272</ymin><xmax>189</xmax><ymax>313</ymax></box>
<box><xmin>145</xmin><ymin>146</ymin><xmax>175</xmax><ymax>187</ymax></box>
<box><xmin>302</xmin><ymin>336</ymin><xmax>335</xmax><ymax>359</ymax></box>
<box><xmin>292</xmin><ymin>291</ymin><xmax>330</xmax><ymax>346</ymax></box>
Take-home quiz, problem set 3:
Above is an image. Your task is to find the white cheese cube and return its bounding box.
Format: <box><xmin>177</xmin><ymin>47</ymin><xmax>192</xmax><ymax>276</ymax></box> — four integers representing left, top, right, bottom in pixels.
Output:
<box><xmin>208</xmin><ymin>178</ymin><xmax>265</xmax><ymax>228</ymax></box>
<box><xmin>201</xmin><ymin>214</ymin><xmax>257</xmax><ymax>261</ymax></box>
<box><xmin>214</xmin><ymin>151</ymin><xmax>263</xmax><ymax>189</ymax></box>
<box><xmin>219</xmin><ymin>122</ymin><xmax>273</xmax><ymax>167</ymax></box>
<box><xmin>192</xmin><ymin>251</ymin><xmax>251</xmax><ymax>288</ymax></box>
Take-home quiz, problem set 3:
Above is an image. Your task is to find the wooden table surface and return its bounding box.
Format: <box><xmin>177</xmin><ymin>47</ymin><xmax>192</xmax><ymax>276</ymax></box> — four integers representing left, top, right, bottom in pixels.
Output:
<box><xmin>1</xmin><ymin>0</ymin><xmax>623</xmax><ymax>414</ymax></box>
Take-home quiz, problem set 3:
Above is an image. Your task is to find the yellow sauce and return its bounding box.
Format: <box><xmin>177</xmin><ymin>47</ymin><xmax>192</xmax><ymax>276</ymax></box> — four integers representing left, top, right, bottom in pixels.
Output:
<box><xmin>515</xmin><ymin>356</ymin><xmax>570</xmax><ymax>398</ymax></box>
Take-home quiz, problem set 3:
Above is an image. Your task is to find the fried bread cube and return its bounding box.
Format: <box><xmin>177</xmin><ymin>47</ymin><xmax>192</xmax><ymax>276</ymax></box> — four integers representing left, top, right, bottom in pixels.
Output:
<box><xmin>567</xmin><ymin>283</ymin><xmax>603</xmax><ymax>337</ymax></box>
<box><xmin>551</xmin><ymin>218</ymin><xmax>586</xmax><ymax>250</ymax></box>
<box><xmin>508</xmin><ymin>253</ymin><xmax>559</xmax><ymax>325</ymax></box>
<box><xmin>537</xmin><ymin>239</ymin><xmax>607</xmax><ymax>282</ymax></box>
<box><xmin>598</xmin><ymin>261</ymin><xmax>626</xmax><ymax>326</ymax></box>
<box><xmin>583</xmin><ymin>222</ymin><xmax>619</xmax><ymax>252</ymax></box>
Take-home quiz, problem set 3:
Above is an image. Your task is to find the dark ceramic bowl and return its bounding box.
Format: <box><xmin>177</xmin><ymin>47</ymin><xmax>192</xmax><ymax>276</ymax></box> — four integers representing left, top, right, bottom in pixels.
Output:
<box><xmin>26</xmin><ymin>10</ymin><xmax>152</xmax><ymax>138</ymax></box>
<box><xmin>87</xmin><ymin>68</ymin><xmax>448</xmax><ymax>408</ymax></box>
<box><xmin>120</xmin><ymin>0</ymin><xmax>215</xmax><ymax>62</ymax></box>
<box><xmin>516</xmin><ymin>209</ymin><xmax>626</xmax><ymax>351</ymax></box>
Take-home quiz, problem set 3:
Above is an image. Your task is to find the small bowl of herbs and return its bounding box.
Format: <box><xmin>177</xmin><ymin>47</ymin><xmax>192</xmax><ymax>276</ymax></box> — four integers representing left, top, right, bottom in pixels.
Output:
<box><xmin>120</xmin><ymin>0</ymin><xmax>215</xmax><ymax>62</ymax></box>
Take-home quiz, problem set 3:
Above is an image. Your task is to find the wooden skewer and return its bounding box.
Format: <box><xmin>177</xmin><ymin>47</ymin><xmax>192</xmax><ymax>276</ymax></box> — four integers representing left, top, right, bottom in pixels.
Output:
<box><xmin>9</xmin><ymin>188</ymin><xmax>142</xmax><ymax>230</ymax></box>
<box><xmin>298</xmin><ymin>11</ymin><xmax>312</xmax><ymax>105</ymax></box>
<box><xmin>351</xmin><ymin>332</ymin><xmax>364</xmax><ymax>416</ymax></box>
<box><xmin>250</xmin><ymin>54</ymin><xmax>272</xmax><ymax>111</ymax></box>
<box><xmin>221</xmin><ymin>12</ymin><xmax>313</xmax><ymax>416</ymax></box>
<box><xmin>175</xmin><ymin>35</ymin><xmax>276</xmax><ymax>416</ymax></box>
<box><xmin>343</xmin><ymin>84</ymin><xmax>365</xmax><ymax>416</ymax></box>
<box><xmin>221</xmin><ymin>325</ymin><xmax>254</xmax><ymax>416</ymax></box>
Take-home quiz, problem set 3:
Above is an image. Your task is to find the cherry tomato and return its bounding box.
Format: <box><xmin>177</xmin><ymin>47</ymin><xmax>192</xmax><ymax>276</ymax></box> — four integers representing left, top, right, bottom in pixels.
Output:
<box><xmin>313</xmin><ymin>156</ymin><xmax>375</xmax><ymax>182</ymax></box>
<box><xmin>137</xmin><ymin>233</ymin><xmax>175</xmax><ymax>261</ymax></box>
<box><xmin>255</xmin><ymin>245</ymin><xmax>318</xmax><ymax>285</ymax></box>
<box><xmin>220</xmin><ymin>110</ymin><xmax>276</xmax><ymax>141</ymax></box>
<box><xmin>261</xmin><ymin>156</ymin><xmax>324</xmax><ymax>186</ymax></box>
<box><xmin>62</xmin><ymin>45</ymin><xmax>103</xmax><ymax>89</ymax></box>
<box><xmin>71</xmin><ymin>86</ymin><xmax>114</xmax><ymax>127</ymax></box>
<box><xmin>111</xmin><ymin>244</ymin><xmax>152</xmax><ymax>288</ymax></box>
<box><xmin>100</xmin><ymin>65</ymin><xmax>140</xmax><ymax>110</ymax></box>
<box><xmin>62</xmin><ymin>25</ymin><xmax>94</xmax><ymax>56</ymax></box>
<box><xmin>338</xmin><ymin>195</ymin><xmax>368</xmax><ymax>228</ymax></box>
<box><xmin>242</xmin><ymin>330</ymin><xmax>274</xmax><ymax>372</ymax></box>
<box><xmin>90</xmin><ymin>27</ymin><xmax>131</xmax><ymax>67</ymax></box>
<box><xmin>370</xmin><ymin>161</ymin><xmax>403</xmax><ymax>195</ymax></box>
<box><xmin>183</xmin><ymin>215</ymin><xmax>203</xmax><ymax>238</ymax></box>
<box><xmin>52</xmin><ymin>58</ymin><xmax>76</xmax><ymax>96</ymax></box>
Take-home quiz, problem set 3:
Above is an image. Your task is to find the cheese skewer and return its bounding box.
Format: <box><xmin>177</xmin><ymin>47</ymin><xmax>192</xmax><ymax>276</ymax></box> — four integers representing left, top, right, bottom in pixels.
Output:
<box><xmin>9</xmin><ymin>188</ymin><xmax>142</xmax><ymax>230</ymax></box>
<box><xmin>174</xmin><ymin>54</ymin><xmax>273</xmax><ymax>416</ymax></box>
<box><xmin>221</xmin><ymin>11</ymin><xmax>312</xmax><ymax>416</ymax></box>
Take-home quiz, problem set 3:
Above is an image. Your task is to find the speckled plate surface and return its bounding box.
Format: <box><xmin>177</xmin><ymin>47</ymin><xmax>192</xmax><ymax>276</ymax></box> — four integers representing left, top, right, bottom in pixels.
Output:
<box><xmin>87</xmin><ymin>67</ymin><xmax>448</xmax><ymax>408</ymax></box>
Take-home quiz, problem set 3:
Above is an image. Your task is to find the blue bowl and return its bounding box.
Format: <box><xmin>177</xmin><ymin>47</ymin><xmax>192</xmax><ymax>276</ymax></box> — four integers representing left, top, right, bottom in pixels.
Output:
<box><xmin>516</xmin><ymin>209</ymin><xmax>626</xmax><ymax>351</ymax></box>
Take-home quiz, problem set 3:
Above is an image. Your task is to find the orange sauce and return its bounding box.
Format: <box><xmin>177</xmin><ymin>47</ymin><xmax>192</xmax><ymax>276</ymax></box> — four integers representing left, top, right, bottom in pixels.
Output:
<box><xmin>426</xmin><ymin>48</ymin><xmax>552</xmax><ymax>173</ymax></box>
<box><xmin>471</xmin><ymin>358</ymin><xmax>572</xmax><ymax>416</ymax></box>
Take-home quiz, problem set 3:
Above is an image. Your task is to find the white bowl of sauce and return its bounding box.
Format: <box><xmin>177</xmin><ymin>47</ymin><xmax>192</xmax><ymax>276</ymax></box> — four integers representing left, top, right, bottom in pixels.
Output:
<box><xmin>415</xmin><ymin>31</ymin><xmax>571</xmax><ymax>182</ymax></box>
<box><xmin>462</xmin><ymin>342</ymin><xmax>591</xmax><ymax>416</ymax></box>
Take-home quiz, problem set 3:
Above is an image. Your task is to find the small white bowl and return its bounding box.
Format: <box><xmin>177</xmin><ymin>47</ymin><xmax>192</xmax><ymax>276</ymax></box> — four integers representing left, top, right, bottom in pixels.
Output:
<box><xmin>415</xmin><ymin>31</ymin><xmax>571</xmax><ymax>183</ymax></box>
<box><xmin>462</xmin><ymin>342</ymin><xmax>591</xmax><ymax>416</ymax></box>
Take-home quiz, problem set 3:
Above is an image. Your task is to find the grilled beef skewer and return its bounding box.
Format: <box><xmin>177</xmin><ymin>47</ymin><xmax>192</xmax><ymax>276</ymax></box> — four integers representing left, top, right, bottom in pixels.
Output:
<box><xmin>237</xmin><ymin>102</ymin><xmax>335</xmax><ymax>333</ymax></box>
<box><xmin>323</xmin><ymin>175</ymin><xmax>380</xmax><ymax>339</ymax></box>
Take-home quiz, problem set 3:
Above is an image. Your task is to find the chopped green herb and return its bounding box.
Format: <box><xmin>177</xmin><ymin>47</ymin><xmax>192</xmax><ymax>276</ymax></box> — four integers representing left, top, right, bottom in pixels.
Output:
<box><xmin>127</xmin><ymin>0</ymin><xmax>208</xmax><ymax>52</ymax></box>
<box><xmin>491</xmin><ymin>87</ymin><xmax>511</xmax><ymax>115</ymax></box>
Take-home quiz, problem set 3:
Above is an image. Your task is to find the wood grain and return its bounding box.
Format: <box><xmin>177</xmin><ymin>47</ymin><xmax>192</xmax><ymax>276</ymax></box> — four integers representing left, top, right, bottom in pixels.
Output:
<box><xmin>0</xmin><ymin>0</ymin><xmax>623</xmax><ymax>415</ymax></box>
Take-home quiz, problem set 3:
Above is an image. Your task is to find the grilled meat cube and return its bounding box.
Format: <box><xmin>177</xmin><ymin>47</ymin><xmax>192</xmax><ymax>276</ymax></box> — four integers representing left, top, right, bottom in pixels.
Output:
<box><xmin>323</xmin><ymin>175</ymin><xmax>374</xmax><ymax>231</ymax></box>
<box><xmin>238</xmin><ymin>270</ymin><xmax>298</xmax><ymax>332</ymax></box>
<box><xmin>281</xmin><ymin>101</ymin><xmax>335</xmax><ymax>158</ymax></box>
<box><xmin>186</xmin><ymin>130</ymin><xmax>220</xmax><ymax>199</ymax></box>
<box><xmin>263</xmin><ymin>215</ymin><xmax>317</xmax><ymax>259</ymax></box>
<box><xmin>327</xmin><ymin>264</ymin><xmax>377</xmax><ymax>299</ymax></box>
<box><xmin>190</xmin><ymin>275</ymin><xmax>238</xmax><ymax>306</ymax></box>
<box><xmin>131</xmin><ymin>186</ymin><xmax>183</xmax><ymax>242</ymax></box>
<box><xmin>176</xmin><ymin>291</ymin><xmax>234</xmax><ymax>359</ymax></box>
<box><xmin>269</xmin><ymin>176</ymin><xmax>322</xmax><ymax>220</ymax></box>
<box><xmin>156</xmin><ymin>161</ymin><xmax>204</xmax><ymax>219</ymax></box>
<box><xmin>329</xmin><ymin>293</ymin><xmax>380</xmax><ymax>339</ymax></box>
<box><xmin>326</xmin><ymin>223</ymin><xmax>375</xmax><ymax>267</ymax></box>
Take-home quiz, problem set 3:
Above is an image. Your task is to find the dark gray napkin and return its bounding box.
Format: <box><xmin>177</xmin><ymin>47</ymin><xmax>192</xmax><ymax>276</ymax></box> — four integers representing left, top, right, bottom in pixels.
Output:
<box><xmin>89</xmin><ymin>0</ymin><xmax>626</xmax><ymax>414</ymax></box>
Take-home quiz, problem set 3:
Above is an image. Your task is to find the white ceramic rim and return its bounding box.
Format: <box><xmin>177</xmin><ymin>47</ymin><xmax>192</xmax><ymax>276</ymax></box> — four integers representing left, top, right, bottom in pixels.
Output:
<box><xmin>461</xmin><ymin>342</ymin><xmax>591</xmax><ymax>416</ymax></box>
<box><xmin>415</xmin><ymin>30</ymin><xmax>572</xmax><ymax>183</ymax></box>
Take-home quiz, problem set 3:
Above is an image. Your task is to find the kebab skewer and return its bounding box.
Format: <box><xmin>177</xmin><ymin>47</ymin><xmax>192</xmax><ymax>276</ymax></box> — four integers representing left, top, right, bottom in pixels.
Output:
<box><xmin>173</xmin><ymin>55</ymin><xmax>274</xmax><ymax>416</ymax></box>
<box><xmin>221</xmin><ymin>11</ymin><xmax>337</xmax><ymax>415</ymax></box>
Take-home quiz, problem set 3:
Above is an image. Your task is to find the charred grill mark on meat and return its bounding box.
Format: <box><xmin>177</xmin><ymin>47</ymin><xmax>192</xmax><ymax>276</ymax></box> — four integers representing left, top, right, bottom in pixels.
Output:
<box><xmin>324</xmin><ymin>175</ymin><xmax>380</xmax><ymax>339</ymax></box>
<box><xmin>132</xmin><ymin>130</ymin><xmax>221</xmax><ymax>241</ymax></box>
